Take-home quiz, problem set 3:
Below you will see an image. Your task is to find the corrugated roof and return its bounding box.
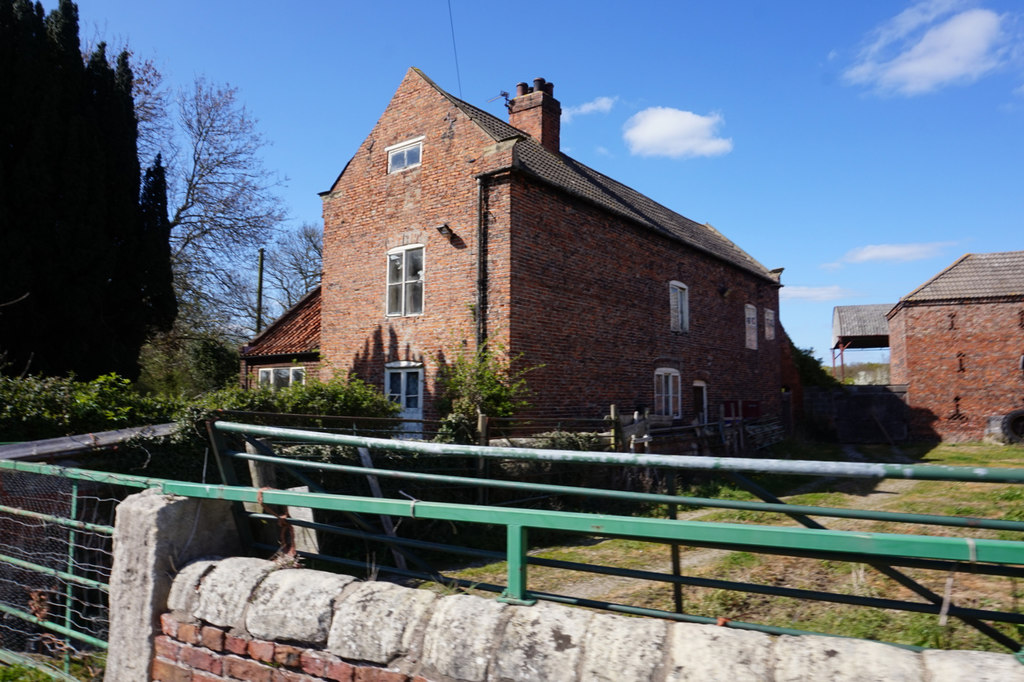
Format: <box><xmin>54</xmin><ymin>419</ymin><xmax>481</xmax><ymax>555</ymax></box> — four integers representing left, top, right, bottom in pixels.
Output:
<box><xmin>832</xmin><ymin>304</ymin><xmax>894</xmax><ymax>349</ymax></box>
<box><xmin>902</xmin><ymin>251</ymin><xmax>1024</xmax><ymax>302</ymax></box>
<box><xmin>241</xmin><ymin>286</ymin><xmax>321</xmax><ymax>357</ymax></box>
<box><xmin>416</xmin><ymin>69</ymin><xmax>778</xmax><ymax>284</ymax></box>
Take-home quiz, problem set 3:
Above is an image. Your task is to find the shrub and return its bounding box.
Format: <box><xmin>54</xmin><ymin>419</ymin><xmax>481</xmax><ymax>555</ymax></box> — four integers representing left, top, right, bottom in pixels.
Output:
<box><xmin>532</xmin><ymin>430</ymin><xmax>607</xmax><ymax>451</ymax></box>
<box><xmin>0</xmin><ymin>373</ymin><xmax>179</xmax><ymax>441</ymax></box>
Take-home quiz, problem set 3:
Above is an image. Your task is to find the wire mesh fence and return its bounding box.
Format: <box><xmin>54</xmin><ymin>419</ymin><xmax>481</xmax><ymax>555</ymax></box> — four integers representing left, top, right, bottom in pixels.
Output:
<box><xmin>0</xmin><ymin>468</ymin><xmax>115</xmax><ymax>678</ymax></box>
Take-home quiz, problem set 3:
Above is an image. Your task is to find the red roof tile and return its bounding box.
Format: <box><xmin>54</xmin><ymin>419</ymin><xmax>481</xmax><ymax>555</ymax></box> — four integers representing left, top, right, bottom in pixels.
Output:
<box><xmin>241</xmin><ymin>286</ymin><xmax>320</xmax><ymax>357</ymax></box>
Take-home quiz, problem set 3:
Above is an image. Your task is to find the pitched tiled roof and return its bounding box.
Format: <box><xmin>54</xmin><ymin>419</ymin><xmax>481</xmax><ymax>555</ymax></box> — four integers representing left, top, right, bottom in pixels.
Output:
<box><xmin>902</xmin><ymin>251</ymin><xmax>1024</xmax><ymax>303</ymax></box>
<box><xmin>832</xmin><ymin>304</ymin><xmax>894</xmax><ymax>349</ymax></box>
<box><xmin>241</xmin><ymin>286</ymin><xmax>321</xmax><ymax>358</ymax></box>
<box><xmin>416</xmin><ymin>69</ymin><xmax>778</xmax><ymax>283</ymax></box>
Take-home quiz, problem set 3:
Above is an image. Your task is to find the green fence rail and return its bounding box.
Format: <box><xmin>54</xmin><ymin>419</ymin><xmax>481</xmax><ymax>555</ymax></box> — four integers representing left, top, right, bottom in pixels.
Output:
<box><xmin>4</xmin><ymin>418</ymin><xmax>1024</xmax><ymax>670</ymax></box>
<box><xmin>204</xmin><ymin>420</ymin><xmax>1024</xmax><ymax>653</ymax></box>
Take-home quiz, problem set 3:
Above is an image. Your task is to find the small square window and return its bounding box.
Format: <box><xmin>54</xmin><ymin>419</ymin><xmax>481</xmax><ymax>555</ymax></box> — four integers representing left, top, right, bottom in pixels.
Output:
<box><xmin>387</xmin><ymin>137</ymin><xmax>423</xmax><ymax>173</ymax></box>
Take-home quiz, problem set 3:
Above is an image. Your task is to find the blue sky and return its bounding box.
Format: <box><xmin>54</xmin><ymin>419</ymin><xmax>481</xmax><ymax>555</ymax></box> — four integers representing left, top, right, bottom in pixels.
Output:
<box><xmin>67</xmin><ymin>0</ymin><xmax>1024</xmax><ymax>364</ymax></box>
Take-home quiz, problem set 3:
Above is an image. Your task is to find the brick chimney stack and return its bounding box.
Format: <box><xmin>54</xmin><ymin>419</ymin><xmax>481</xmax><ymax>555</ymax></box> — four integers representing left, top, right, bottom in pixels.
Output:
<box><xmin>508</xmin><ymin>77</ymin><xmax>561</xmax><ymax>153</ymax></box>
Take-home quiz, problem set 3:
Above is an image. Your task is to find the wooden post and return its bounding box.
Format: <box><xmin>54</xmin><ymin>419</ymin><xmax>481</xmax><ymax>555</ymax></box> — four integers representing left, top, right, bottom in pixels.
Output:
<box><xmin>357</xmin><ymin>447</ymin><xmax>407</xmax><ymax>571</ymax></box>
<box><xmin>245</xmin><ymin>439</ymin><xmax>319</xmax><ymax>555</ymax></box>
<box><xmin>476</xmin><ymin>411</ymin><xmax>489</xmax><ymax>504</ymax></box>
<box><xmin>609</xmin><ymin>404</ymin><xmax>620</xmax><ymax>451</ymax></box>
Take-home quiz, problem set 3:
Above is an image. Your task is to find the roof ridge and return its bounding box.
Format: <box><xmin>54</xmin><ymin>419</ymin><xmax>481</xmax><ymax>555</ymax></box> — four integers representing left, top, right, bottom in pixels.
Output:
<box><xmin>410</xmin><ymin>67</ymin><xmax>775</xmax><ymax>282</ymax></box>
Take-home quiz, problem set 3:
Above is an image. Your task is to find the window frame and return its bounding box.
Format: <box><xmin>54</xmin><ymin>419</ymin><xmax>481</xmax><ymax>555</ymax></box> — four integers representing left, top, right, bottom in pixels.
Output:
<box><xmin>653</xmin><ymin>368</ymin><xmax>682</xmax><ymax>419</ymax></box>
<box><xmin>386</xmin><ymin>136</ymin><xmax>424</xmax><ymax>174</ymax></box>
<box><xmin>257</xmin><ymin>366</ymin><xmax>305</xmax><ymax>390</ymax></box>
<box><xmin>386</xmin><ymin>244</ymin><xmax>425</xmax><ymax>317</ymax></box>
<box><xmin>384</xmin><ymin>361</ymin><xmax>424</xmax><ymax>412</ymax></box>
<box><xmin>764</xmin><ymin>308</ymin><xmax>776</xmax><ymax>341</ymax></box>
<box><xmin>669</xmin><ymin>281</ymin><xmax>689</xmax><ymax>332</ymax></box>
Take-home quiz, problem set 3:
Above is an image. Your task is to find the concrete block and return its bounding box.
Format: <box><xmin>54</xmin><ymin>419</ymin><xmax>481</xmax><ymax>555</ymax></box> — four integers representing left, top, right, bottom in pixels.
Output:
<box><xmin>420</xmin><ymin>594</ymin><xmax>508</xmax><ymax>681</ymax></box>
<box><xmin>194</xmin><ymin>557</ymin><xmax>277</xmax><ymax>628</ymax></box>
<box><xmin>492</xmin><ymin>601</ymin><xmax>593</xmax><ymax>682</ymax></box>
<box><xmin>921</xmin><ymin>649</ymin><xmax>1024</xmax><ymax>681</ymax></box>
<box><xmin>166</xmin><ymin>559</ymin><xmax>219</xmax><ymax>614</ymax></box>
<box><xmin>327</xmin><ymin>581</ymin><xmax>437</xmax><ymax>664</ymax></box>
<box><xmin>578</xmin><ymin>612</ymin><xmax>668</xmax><ymax>681</ymax></box>
<box><xmin>773</xmin><ymin>635</ymin><xmax>923</xmax><ymax>682</ymax></box>
<box><xmin>106</xmin><ymin>490</ymin><xmax>239</xmax><ymax>682</ymax></box>
<box><xmin>247</xmin><ymin>568</ymin><xmax>356</xmax><ymax>644</ymax></box>
<box><xmin>664</xmin><ymin>623</ymin><xmax>774</xmax><ymax>681</ymax></box>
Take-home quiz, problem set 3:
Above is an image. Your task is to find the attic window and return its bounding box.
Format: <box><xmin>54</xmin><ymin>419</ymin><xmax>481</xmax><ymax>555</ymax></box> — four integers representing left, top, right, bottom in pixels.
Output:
<box><xmin>387</xmin><ymin>137</ymin><xmax>423</xmax><ymax>173</ymax></box>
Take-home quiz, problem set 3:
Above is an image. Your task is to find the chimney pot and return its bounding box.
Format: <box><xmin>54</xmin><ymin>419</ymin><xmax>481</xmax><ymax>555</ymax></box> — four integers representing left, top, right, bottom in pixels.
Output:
<box><xmin>509</xmin><ymin>76</ymin><xmax>561</xmax><ymax>153</ymax></box>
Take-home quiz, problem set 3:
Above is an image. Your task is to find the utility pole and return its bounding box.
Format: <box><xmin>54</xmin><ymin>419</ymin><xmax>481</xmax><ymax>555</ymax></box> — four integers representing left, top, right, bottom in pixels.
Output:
<box><xmin>256</xmin><ymin>247</ymin><xmax>265</xmax><ymax>334</ymax></box>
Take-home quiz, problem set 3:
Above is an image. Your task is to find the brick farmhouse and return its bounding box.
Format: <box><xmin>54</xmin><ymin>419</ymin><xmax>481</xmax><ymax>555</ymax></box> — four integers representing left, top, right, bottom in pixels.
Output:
<box><xmin>243</xmin><ymin>68</ymin><xmax>785</xmax><ymax>426</ymax></box>
<box><xmin>888</xmin><ymin>251</ymin><xmax>1024</xmax><ymax>443</ymax></box>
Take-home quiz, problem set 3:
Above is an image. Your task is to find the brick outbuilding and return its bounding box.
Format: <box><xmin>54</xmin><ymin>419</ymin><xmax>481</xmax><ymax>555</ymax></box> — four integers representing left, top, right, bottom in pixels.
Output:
<box><xmin>888</xmin><ymin>251</ymin><xmax>1024</xmax><ymax>442</ymax></box>
<box><xmin>248</xmin><ymin>68</ymin><xmax>785</xmax><ymax>426</ymax></box>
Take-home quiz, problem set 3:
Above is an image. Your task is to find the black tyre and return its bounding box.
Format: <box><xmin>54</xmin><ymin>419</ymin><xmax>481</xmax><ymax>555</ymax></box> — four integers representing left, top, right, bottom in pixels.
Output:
<box><xmin>1002</xmin><ymin>409</ymin><xmax>1024</xmax><ymax>444</ymax></box>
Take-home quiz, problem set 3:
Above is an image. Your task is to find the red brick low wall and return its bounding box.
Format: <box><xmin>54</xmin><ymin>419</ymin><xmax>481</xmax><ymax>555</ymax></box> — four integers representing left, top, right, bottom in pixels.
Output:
<box><xmin>153</xmin><ymin>613</ymin><xmax>421</xmax><ymax>682</ymax></box>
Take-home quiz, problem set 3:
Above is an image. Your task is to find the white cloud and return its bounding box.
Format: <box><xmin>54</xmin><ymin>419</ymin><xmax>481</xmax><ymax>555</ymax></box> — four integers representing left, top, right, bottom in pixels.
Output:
<box><xmin>562</xmin><ymin>96</ymin><xmax>617</xmax><ymax>123</ymax></box>
<box><xmin>834</xmin><ymin>241</ymin><xmax>956</xmax><ymax>265</ymax></box>
<box><xmin>844</xmin><ymin>1</ymin><xmax>1009</xmax><ymax>95</ymax></box>
<box><xmin>622</xmin><ymin>107</ymin><xmax>733</xmax><ymax>159</ymax></box>
<box><xmin>780</xmin><ymin>285</ymin><xmax>854</xmax><ymax>302</ymax></box>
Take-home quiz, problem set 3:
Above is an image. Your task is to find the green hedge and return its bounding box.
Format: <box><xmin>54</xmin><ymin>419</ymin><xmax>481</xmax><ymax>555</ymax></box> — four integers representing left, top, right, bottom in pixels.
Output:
<box><xmin>0</xmin><ymin>372</ymin><xmax>396</xmax><ymax>444</ymax></box>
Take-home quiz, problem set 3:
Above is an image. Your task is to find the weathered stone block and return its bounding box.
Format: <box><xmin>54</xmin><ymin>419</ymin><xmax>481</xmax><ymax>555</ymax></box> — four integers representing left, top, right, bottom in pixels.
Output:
<box><xmin>773</xmin><ymin>635</ymin><xmax>922</xmax><ymax>682</ymax></box>
<box><xmin>327</xmin><ymin>581</ymin><xmax>436</xmax><ymax>664</ymax></box>
<box><xmin>492</xmin><ymin>600</ymin><xmax>593</xmax><ymax>682</ymax></box>
<box><xmin>664</xmin><ymin>622</ymin><xmax>774</xmax><ymax>681</ymax></box>
<box><xmin>578</xmin><ymin>612</ymin><xmax>668</xmax><ymax>681</ymax></box>
<box><xmin>247</xmin><ymin>568</ymin><xmax>356</xmax><ymax>644</ymax></box>
<box><xmin>194</xmin><ymin>557</ymin><xmax>277</xmax><ymax>628</ymax></box>
<box><xmin>921</xmin><ymin>649</ymin><xmax>1024</xmax><ymax>681</ymax></box>
<box><xmin>420</xmin><ymin>594</ymin><xmax>508</xmax><ymax>681</ymax></box>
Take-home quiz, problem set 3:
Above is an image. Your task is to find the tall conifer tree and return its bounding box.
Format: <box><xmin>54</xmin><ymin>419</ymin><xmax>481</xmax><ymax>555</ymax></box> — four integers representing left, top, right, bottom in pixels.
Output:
<box><xmin>0</xmin><ymin>0</ymin><xmax>175</xmax><ymax>379</ymax></box>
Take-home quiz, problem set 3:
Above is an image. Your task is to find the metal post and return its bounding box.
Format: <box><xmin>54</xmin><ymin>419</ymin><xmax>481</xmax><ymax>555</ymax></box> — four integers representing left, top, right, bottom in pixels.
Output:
<box><xmin>63</xmin><ymin>480</ymin><xmax>77</xmax><ymax>674</ymax></box>
<box><xmin>667</xmin><ymin>470</ymin><xmax>682</xmax><ymax>613</ymax></box>
<box><xmin>500</xmin><ymin>524</ymin><xmax>535</xmax><ymax>605</ymax></box>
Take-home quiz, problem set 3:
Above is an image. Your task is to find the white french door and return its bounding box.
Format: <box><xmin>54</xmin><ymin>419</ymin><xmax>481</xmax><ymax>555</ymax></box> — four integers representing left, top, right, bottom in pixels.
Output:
<box><xmin>385</xmin><ymin>363</ymin><xmax>423</xmax><ymax>436</ymax></box>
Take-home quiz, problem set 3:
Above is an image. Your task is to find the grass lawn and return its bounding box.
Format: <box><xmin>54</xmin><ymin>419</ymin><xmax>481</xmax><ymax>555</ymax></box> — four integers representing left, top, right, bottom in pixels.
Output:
<box><xmin>426</xmin><ymin>440</ymin><xmax>1024</xmax><ymax>652</ymax></box>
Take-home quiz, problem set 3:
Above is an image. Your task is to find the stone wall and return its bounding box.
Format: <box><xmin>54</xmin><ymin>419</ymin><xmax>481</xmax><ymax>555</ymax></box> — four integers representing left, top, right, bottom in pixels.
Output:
<box><xmin>152</xmin><ymin>556</ymin><xmax>1023</xmax><ymax>682</ymax></box>
<box><xmin>803</xmin><ymin>385</ymin><xmax>911</xmax><ymax>443</ymax></box>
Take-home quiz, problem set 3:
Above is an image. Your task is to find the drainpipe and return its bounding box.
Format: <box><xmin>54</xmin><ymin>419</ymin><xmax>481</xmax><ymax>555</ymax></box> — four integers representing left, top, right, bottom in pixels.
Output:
<box><xmin>476</xmin><ymin>176</ymin><xmax>488</xmax><ymax>349</ymax></box>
